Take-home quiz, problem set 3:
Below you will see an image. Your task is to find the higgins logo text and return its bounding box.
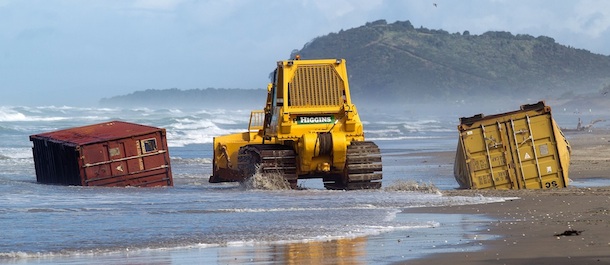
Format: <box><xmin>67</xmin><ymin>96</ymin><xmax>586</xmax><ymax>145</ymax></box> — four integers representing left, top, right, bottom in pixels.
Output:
<box><xmin>297</xmin><ymin>116</ymin><xmax>335</xmax><ymax>124</ymax></box>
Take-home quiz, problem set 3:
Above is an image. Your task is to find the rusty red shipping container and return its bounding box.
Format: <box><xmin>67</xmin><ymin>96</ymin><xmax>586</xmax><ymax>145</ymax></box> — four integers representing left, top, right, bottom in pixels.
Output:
<box><xmin>30</xmin><ymin>121</ymin><xmax>173</xmax><ymax>187</ymax></box>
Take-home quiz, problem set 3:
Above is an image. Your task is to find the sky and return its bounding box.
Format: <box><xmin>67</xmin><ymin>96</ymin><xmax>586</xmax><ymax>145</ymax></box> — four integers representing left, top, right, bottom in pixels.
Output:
<box><xmin>1</xmin><ymin>0</ymin><xmax>609</xmax><ymax>106</ymax></box>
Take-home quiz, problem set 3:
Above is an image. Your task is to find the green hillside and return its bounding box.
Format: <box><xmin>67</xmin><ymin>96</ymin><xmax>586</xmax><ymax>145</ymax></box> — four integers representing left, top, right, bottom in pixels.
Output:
<box><xmin>100</xmin><ymin>19</ymin><xmax>610</xmax><ymax>111</ymax></box>
<box><xmin>294</xmin><ymin>20</ymin><xmax>610</xmax><ymax>104</ymax></box>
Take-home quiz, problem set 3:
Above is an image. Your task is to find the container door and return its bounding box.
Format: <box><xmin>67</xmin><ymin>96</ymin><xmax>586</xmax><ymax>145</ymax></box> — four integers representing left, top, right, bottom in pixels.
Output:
<box><xmin>506</xmin><ymin>114</ymin><xmax>567</xmax><ymax>189</ymax></box>
<box><xmin>461</xmin><ymin>122</ymin><xmax>518</xmax><ymax>189</ymax></box>
<box><xmin>81</xmin><ymin>142</ymin><xmax>112</xmax><ymax>185</ymax></box>
<box><xmin>108</xmin><ymin>142</ymin><xmax>128</xmax><ymax>179</ymax></box>
<box><xmin>133</xmin><ymin>135</ymin><xmax>173</xmax><ymax>187</ymax></box>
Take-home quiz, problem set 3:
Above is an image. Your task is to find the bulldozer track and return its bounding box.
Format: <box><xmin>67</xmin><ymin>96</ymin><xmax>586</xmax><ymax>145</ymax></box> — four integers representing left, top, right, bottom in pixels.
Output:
<box><xmin>324</xmin><ymin>141</ymin><xmax>382</xmax><ymax>190</ymax></box>
<box><xmin>237</xmin><ymin>145</ymin><xmax>298</xmax><ymax>189</ymax></box>
<box><xmin>211</xmin><ymin>58</ymin><xmax>384</xmax><ymax>190</ymax></box>
<box><xmin>237</xmin><ymin>142</ymin><xmax>381</xmax><ymax>190</ymax></box>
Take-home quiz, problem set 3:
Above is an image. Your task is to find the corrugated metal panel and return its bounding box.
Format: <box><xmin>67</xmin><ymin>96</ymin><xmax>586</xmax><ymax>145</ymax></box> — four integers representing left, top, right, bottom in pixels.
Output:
<box><xmin>454</xmin><ymin>101</ymin><xmax>570</xmax><ymax>190</ymax></box>
<box><xmin>32</xmin><ymin>121</ymin><xmax>163</xmax><ymax>145</ymax></box>
<box><xmin>288</xmin><ymin>64</ymin><xmax>344</xmax><ymax>108</ymax></box>
<box><xmin>31</xmin><ymin>138</ymin><xmax>81</xmax><ymax>185</ymax></box>
<box><xmin>30</xmin><ymin>121</ymin><xmax>173</xmax><ymax>187</ymax></box>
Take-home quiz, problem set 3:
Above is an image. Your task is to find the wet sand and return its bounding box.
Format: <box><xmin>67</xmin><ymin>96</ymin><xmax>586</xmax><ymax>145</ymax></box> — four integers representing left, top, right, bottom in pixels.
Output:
<box><xmin>403</xmin><ymin>129</ymin><xmax>610</xmax><ymax>264</ymax></box>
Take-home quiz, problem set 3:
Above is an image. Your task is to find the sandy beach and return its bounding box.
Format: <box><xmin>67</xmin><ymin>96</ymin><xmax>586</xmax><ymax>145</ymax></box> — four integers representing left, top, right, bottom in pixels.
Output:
<box><xmin>404</xmin><ymin>129</ymin><xmax>610</xmax><ymax>264</ymax></box>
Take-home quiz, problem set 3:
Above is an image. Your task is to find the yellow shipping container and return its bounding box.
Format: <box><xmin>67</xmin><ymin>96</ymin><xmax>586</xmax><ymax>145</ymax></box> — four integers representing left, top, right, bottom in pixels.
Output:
<box><xmin>454</xmin><ymin>101</ymin><xmax>571</xmax><ymax>190</ymax></box>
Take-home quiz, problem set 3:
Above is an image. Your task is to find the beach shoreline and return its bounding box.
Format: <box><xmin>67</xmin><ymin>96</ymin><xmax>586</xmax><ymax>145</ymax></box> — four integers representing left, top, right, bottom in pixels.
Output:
<box><xmin>400</xmin><ymin>129</ymin><xmax>610</xmax><ymax>264</ymax></box>
<box><xmin>2</xmin><ymin>106</ymin><xmax>608</xmax><ymax>264</ymax></box>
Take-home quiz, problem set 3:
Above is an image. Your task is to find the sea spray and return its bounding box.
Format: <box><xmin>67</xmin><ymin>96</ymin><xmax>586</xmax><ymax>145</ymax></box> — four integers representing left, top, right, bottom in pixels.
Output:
<box><xmin>240</xmin><ymin>166</ymin><xmax>291</xmax><ymax>190</ymax></box>
<box><xmin>384</xmin><ymin>180</ymin><xmax>441</xmax><ymax>194</ymax></box>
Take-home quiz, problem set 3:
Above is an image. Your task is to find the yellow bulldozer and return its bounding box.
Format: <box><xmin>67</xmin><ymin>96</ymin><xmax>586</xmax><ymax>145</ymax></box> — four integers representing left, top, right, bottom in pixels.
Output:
<box><xmin>209</xmin><ymin>57</ymin><xmax>382</xmax><ymax>189</ymax></box>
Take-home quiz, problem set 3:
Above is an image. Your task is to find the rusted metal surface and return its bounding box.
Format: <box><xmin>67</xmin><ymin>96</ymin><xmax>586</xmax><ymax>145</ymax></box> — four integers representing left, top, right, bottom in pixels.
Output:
<box><xmin>30</xmin><ymin>121</ymin><xmax>173</xmax><ymax>187</ymax></box>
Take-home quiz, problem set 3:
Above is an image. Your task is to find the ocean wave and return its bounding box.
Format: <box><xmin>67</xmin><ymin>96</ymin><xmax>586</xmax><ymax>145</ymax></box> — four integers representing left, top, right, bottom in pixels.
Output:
<box><xmin>0</xmin><ymin>125</ymin><xmax>19</xmax><ymax>133</ymax></box>
<box><xmin>170</xmin><ymin>157</ymin><xmax>213</xmax><ymax>164</ymax></box>
<box><xmin>0</xmin><ymin>148</ymin><xmax>33</xmax><ymax>159</ymax></box>
<box><xmin>373</xmin><ymin>119</ymin><xmax>442</xmax><ymax>125</ymax></box>
<box><xmin>0</xmin><ymin>107</ymin><xmax>68</xmax><ymax>122</ymax></box>
<box><xmin>361</xmin><ymin>222</ymin><xmax>439</xmax><ymax>234</ymax></box>
<box><xmin>25</xmin><ymin>208</ymin><xmax>73</xmax><ymax>213</ymax></box>
<box><xmin>0</xmin><ymin>247</ymin><xmax>150</xmax><ymax>261</ymax></box>
<box><xmin>1</xmin><ymin>105</ymin><xmax>458</xmax><ymax>149</ymax></box>
<box><xmin>166</xmin><ymin>127</ymin><xmax>242</xmax><ymax>147</ymax></box>
<box><xmin>0</xmin><ymin>106</ymin><xmax>117</xmax><ymax>123</ymax></box>
<box><xmin>365</xmin><ymin>128</ymin><xmax>402</xmax><ymax>134</ymax></box>
<box><xmin>366</xmin><ymin>136</ymin><xmax>445</xmax><ymax>141</ymax></box>
<box><xmin>16</xmin><ymin>207</ymin><xmax>119</xmax><ymax>213</ymax></box>
<box><xmin>216</xmin><ymin>204</ymin><xmax>395</xmax><ymax>213</ymax></box>
<box><xmin>366</xmin><ymin>119</ymin><xmax>454</xmax><ymax>133</ymax></box>
<box><xmin>401</xmin><ymin>126</ymin><xmax>454</xmax><ymax>133</ymax></box>
<box><xmin>0</xmin><ymin>195</ymin><xmax>513</xmax><ymax>261</ymax></box>
<box><xmin>0</xmin><ymin>221</ymin><xmax>438</xmax><ymax>261</ymax></box>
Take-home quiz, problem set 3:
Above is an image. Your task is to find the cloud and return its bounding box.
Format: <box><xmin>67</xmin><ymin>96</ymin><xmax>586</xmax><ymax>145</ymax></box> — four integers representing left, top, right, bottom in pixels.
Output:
<box><xmin>1</xmin><ymin>0</ymin><xmax>609</xmax><ymax>107</ymax></box>
<box><xmin>568</xmin><ymin>0</ymin><xmax>610</xmax><ymax>37</ymax></box>
<box><xmin>307</xmin><ymin>0</ymin><xmax>356</xmax><ymax>19</ymax></box>
<box><xmin>132</xmin><ymin>0</ymin><xmax>184</xmax><ymax>11</ymax></box>
<box><xmin>179</xmin><ymin>0</ymin><xmax>251</xmax><ymax>27</ymax></box>
<box><xmin>303</xmin><ymin>0</ymin><xmax>383</xmax><ymax>22</ymax></box>
<box><xmin>16</xmin><ymin>27</ymin><xmax>56</xmax><ymax>40</ymax></box>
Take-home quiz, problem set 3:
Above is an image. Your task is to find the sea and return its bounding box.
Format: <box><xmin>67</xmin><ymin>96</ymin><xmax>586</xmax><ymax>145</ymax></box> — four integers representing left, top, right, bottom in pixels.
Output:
<box><xmin>0</xmin><ymin>104</ymin><xmax>601</xmax><ymax>264</ymax></box>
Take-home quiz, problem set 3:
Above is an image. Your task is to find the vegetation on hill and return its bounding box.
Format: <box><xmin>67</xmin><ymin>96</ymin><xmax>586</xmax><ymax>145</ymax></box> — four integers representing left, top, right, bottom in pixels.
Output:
<box><xmin>293</xmin><ymin>20</ymin><xmax>610</xmax><ymax>104</ymax></box>
<box><xmin>100</xmin><ymin>20</ymin><xmax>610</xmax><ymax>111</ymax></box>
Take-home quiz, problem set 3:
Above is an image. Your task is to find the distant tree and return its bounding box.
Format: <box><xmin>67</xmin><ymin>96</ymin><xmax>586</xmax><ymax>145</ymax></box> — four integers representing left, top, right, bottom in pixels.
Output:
<box><xmin>431</xmin><ymin>29</ymin><xmax>449</xmax><ymax>35</ymax></box>
<box><xmin>417</xmin><ymin>27</ymin><xmax>431</xmax><ymax>33</ymax></box>
<box><xmin>393</xmin><ymin>20</ymin><xmax>415</xmax><ymax>30</ymax></box>
<box><xmin>516</xmin><ymin>34</ymin><xmax>534</xmax><ymax>40</ymax></box>
<box><xmin>602</xmin><ymin>83</ymin><xmax>610</xmax><ymax>95</ymax></box>
<box><xmin>463</xmin><ymin>30</ymin><xmax>470</xmax><ymax>36</ymax></box>
<box><xmin>290</xmin><ymin>49</ymin><xmax>300</xmax><ymax>59</ymax></box>
<box><xmin>536</xmin><ymin>36</ymin><xmax>555</xmax><ymax>44</ymax></box>
<box><xmin>482</xmin><ymin>31</ymin><xmax>513</xmax><ymax>39</ymax></box>
<box><xmin>366</xmin><ymin>19</ymin><xmax>387</xmax><ymax>26</ymax></box>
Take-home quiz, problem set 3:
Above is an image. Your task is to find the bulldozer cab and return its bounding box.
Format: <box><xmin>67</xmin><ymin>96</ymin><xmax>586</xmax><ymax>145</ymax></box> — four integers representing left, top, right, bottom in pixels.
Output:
<box><xmin>258</xmin><ymin>58</ymin><xmax>356</xmax><ymax>139</ymax></box>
